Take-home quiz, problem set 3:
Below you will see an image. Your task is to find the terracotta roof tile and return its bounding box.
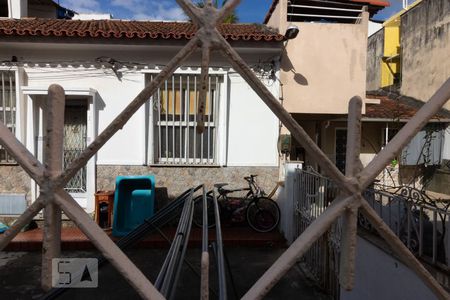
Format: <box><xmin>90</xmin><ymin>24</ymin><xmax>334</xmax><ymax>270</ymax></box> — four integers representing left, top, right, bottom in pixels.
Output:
<box><xmin>365</xmin><ymin>95</ymin><xmax>450</xmax><ymax>121</ymax></box>
<box><xmin>0</xmin><ymin>19</ymin><xmax>285</xmax><ymax>42</ymax></box>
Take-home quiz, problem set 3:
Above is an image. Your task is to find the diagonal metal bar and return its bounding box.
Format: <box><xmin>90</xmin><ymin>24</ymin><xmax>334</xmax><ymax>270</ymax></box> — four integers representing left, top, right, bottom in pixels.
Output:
<box><xmin>0</xmin><ymin>122</ymin><xmax>45</xmax><ymax>185</ymax></box>
<box><xmin>0</xmin><ymin>196</ymin><xmax>45</xmax><ymax>251</ymax></box>
<box><xmin>55</xmin><ymin>36</ymin><xmax>199</xmax><ymax>189</ymax></box>
<box><xmin>339</xmin><ymin>205</ymin><xmax>359</xmax><ymax>290</ymax></box>
<box><xmin>359</xmin><ymin>197</ymin><xmax>449</xmax><ymax>300</ymax></box>
<box><xmin>339</xmin><ymin>96</ymin><xmax>363</xmax><ymax>290</ymax></box>
<box><xmin>344</xmin><ymin>97</ymin><xmax>363</xmax><ymax>179</ymax></box>
<box><xmin>242</xmin><ymin>196</ymin><xmax>354</xmax><ymax>300</ymax></box>
<box><xmin>41</xmin><ymin>84</ymin><xmax>65</xmax><ymax>291</ymax></box>
<box><xmin>175</xmin><ymin>0</ymin><xmax>202</xmax><ymax>25</ymax></box>
<box><xmin>215</xmin><ymin>34</ymin><xmax>355</xmax><ymax>194</ymax></box>
<box><xmin>196</xmin><ymin>44</ymin><xmax>211</xmax><ymax>133</ymax></box>
<box><xmin>54</xmin><ymin>190</ymin><xmax>165</xmax><ymax>300</ymax></box>
<box><xmin>359</xmin><ymin>78</ymin><xmax>450</xmax><ymax>189</ymax></box>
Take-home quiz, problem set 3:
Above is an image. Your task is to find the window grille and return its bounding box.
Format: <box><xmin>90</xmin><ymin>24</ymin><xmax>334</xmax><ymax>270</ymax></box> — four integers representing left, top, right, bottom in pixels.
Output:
<box><xmin>150</xmin><ymin>74</ymin><xmax>222</xmax><ymax>165</ymax></box>
<box><xmin>0</xmin><ymin>70</ymin><xmax>16</xmax><ymax>164</ymax></box>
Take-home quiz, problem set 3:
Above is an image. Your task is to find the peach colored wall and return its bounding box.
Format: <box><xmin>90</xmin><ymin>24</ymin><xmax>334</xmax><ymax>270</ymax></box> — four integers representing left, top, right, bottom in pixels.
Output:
<box><xmin>266</xmin><ymin>0</ymin><xmax>369</xmax><ymax>115</ymax></box>
<box><xmin>281</xmin><ymin>18</ymin><xmax>369</xmax><ymax>114</ymax></box>
<box><xmin>266</xmin><ymin>0</ymin><xmax>284</xmax><ymax>31</ymax></box>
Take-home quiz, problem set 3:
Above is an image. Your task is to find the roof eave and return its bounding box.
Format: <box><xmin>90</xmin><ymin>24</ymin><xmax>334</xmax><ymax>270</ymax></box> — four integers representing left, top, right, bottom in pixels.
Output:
<box><xmin>361</xmin><ymin>117</ymin><xmax>450</xmax><ymax>123</ymax></box>
<box><xmin>0</xmin><ymin>34</ymin><xmax>284</xmax><ymax>50</ymax></box>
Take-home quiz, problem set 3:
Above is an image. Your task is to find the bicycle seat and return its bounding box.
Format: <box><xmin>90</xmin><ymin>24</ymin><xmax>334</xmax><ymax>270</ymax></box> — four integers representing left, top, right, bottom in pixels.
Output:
<box><xmin>214</xmin><ymin>183</ymin><xmax>229</xmax><ymax>189</ymax></box>
<box><xmin>244</xmin><ymin>175</ymin><xmax>258</xmax><ymax>181</ymax></box>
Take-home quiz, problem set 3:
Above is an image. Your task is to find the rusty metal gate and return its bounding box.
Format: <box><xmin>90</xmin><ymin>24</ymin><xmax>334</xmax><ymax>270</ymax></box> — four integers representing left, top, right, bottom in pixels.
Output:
<box><xmin>0</xmin><ymin>1</ymin><xmax>449</xmax><ymax>299</ymax></box>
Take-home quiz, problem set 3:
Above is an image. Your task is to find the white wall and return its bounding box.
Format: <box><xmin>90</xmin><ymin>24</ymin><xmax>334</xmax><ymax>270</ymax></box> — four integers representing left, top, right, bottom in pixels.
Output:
<box><xmin>1</xmin><ymin>42</ymin><xmax>281</xmax><ymax>168</ymax></box>
<box><xmin>278</xmin><ymin>161</ymin><xmax>303</xmax><ymax>244</ymax></box>
<box><xmin>226</xmin><ymin>73</ymin><xmax>279</xmax><ymax>166</ymax></box>
<box><xmin>368</xmin><ymin>21</ymin><xmax>383</xmax><ymax>37</ymax></box>
<box><xmin>25</xmin><ymin>67</ymin><xmax>146</xmax><ymax>165</ymax></box>
<box><xmin>341</xmin><ymin>237</ymin><xmax>437</xmax><ymax>300</ymax></box>
<box><xmin>9</xmin><ymin>0</ymin><xmax>27</xmax><ymax>18</ymax></box>
<box><xmin>23</xmin><ymin>66</ymin><xmax>280</xmax><ymax>167</ymax></box>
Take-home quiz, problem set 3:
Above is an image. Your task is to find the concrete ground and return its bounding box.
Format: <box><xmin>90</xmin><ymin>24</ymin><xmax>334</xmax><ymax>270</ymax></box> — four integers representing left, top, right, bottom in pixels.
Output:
<box><xmin>0</xmin><ymin>247</ymin><xmax>331</xmax><ymax>300</ymax></box>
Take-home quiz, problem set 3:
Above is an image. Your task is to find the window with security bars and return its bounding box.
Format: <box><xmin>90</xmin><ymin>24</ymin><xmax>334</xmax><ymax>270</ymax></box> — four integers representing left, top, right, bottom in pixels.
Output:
<box><xmin>150</xmin><ymin>74</ymin><xmax>222</xmax><ymax>165</ymax></box>
<box><xmin>0</xmin><ymin>70</ymin><xmax>17</xmax><ymax>164</ymax></box>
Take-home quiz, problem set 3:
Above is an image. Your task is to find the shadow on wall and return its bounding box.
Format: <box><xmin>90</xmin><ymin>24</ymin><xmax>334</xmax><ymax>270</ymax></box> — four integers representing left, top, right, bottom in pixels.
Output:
<box><xmin>281</xmin><ymin>48</ymin><xmax>308</xmax><ymax>86</ymax></box>
<box><xmin>94</xmin><ymin>92</ymin><xmax>106</xmax><ymax>140</ymax></box>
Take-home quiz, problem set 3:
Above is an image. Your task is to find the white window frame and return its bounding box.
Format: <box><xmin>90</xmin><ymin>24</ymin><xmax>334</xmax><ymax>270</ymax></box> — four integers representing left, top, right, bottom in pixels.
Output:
<box><xmin>143</xmin><ymin>68</ymin><xmax>228</xmax><ymax>166</ymax></box>
<box><xmin>0</xmin><ymin>68</ymin><xmax>21</xmax><ymax>164</ymax></box>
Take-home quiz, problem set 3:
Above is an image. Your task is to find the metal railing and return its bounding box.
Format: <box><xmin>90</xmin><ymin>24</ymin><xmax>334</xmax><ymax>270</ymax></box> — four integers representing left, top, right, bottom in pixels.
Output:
<box><xmin>295</xmin><ymin>168</ymin><xmax>450</xmax><ymax>298</ymax></box>
<box><xmin>156</xmin><ymin>188</ymin><xmax>195</xmax><ymax>299</ymax></box>
<box><xmin>200</xmin><ymin>187</ymin><xmax>209</xmax><ymax>300</ymax></box>
<box><xmin>294</xmin><ymin>168</ymin><xmax>340</xmax><ymax>298</ymax></box>
<box><xmin>287</xmin><ymin>1</ymin><xmax>365</xmax><ymax>22</ymax></box>
<box><xmin>212</xmin><ymin>190</ymin><xmax>227</xmax><ymax>300</ymax></box>
<box><xmin>361</xmin><ymin>186</ymin><xmax>450</xmax><ymax>268</ymax></box>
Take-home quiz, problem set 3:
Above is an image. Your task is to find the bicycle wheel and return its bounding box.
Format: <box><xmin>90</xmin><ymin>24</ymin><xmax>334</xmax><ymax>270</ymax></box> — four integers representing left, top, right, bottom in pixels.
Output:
<box><xmin>246</xmin><ymin>197</ymin><xmax>280</xmax><ymax>233</ymax></box>
<box><xmin>193</xmin><ymin>195</ymin><xmax>216</xmax><ymax>229</ymax></box>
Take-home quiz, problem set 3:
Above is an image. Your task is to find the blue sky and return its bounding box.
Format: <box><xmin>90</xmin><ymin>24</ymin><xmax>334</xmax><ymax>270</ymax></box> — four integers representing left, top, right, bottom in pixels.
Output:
<box><xmin>58</xmin><ymin>0</ymin><xmax>404</xmax><ymax>23</ymax></box>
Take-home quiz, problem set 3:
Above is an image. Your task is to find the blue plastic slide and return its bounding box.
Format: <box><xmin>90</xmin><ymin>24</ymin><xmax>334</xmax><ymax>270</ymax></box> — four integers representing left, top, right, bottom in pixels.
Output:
<box><xmin>0</xmin><ymin>222</ymin><xmax>9</xmax><ymax>233</ymax></box>
<box><xmin>112</xmin><ymin>175</ymin><xmax>155</xmax><ymax>236</ymax></box>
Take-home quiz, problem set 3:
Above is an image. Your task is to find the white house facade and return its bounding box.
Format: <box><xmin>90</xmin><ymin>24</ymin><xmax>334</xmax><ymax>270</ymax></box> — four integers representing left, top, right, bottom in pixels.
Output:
<box><xmin>0</xmin><ymin>16</ymin><xmax>284</xmax><ymax>212</ymax></box>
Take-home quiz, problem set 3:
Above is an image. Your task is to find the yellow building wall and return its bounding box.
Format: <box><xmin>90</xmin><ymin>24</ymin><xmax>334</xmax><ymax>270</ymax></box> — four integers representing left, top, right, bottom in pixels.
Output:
<box><xmin>381</xmin><ymin>25</ymin><xmax>400</xmax><ymax>87</ymax></box>
<box><xmin>380</xmin><ymin>0</ymin><xmax>423</xmax><ymax>88</ymax></box>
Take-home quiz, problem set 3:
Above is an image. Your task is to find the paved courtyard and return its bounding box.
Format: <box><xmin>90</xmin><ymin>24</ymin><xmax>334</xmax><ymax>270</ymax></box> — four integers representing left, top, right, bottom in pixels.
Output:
<box><xmin>0</xmin><ymin>246</ymin><xmax>331</xmax><ymax>300</ymax></box>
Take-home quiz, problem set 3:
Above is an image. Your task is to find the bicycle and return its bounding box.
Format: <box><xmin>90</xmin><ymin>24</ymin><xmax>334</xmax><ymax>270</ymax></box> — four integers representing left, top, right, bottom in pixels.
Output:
<box><xmin>193</xmin><ymin>175</ymin><xmax>281</xmax><ymax>233</ymax></box>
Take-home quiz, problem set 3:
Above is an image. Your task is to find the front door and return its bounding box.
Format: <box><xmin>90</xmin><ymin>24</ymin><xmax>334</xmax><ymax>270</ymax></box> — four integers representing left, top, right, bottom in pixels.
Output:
<box><xmin>26</xmin><ymin>90</ymin><xmax>96</xmax><ymax>212</ymax></box>
<box><xmin>335</xmin><ymin>129</ymin><xmax>347</xmax><ymax>173</ymax></box>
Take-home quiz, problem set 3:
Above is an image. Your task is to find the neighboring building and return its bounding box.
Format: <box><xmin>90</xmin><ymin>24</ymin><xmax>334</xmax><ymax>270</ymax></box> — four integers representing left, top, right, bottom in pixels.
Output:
<box><xmin>264</xmin><ymin>0</ymin><xmax>389</xmax><ymax>171</ymax></box>
<box><xmin>366</xmin><ymin>0</ymin><xmax>450</xmax><ymax>191</ymax></box>
<box><xmin>0</xmin><ymin>1</ymin><xmax>284</xmax><ymax>212</ymax></box>
<box><xmin>0</xmin><ymin>0</ymin><xmax>74</xmax><ymax>19</ymax></box>
<box><xmin>366</xmin><ymin>0</ymin><xmax>424</xmax><ymax>91</ymax></box>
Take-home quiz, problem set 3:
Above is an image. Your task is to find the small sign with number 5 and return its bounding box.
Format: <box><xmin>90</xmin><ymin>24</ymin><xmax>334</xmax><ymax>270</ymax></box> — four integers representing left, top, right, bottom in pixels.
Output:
<box><xmin>52</xmin><ymin>258</ymin><xmax>98</xmax><ymax>288</ymax></box>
